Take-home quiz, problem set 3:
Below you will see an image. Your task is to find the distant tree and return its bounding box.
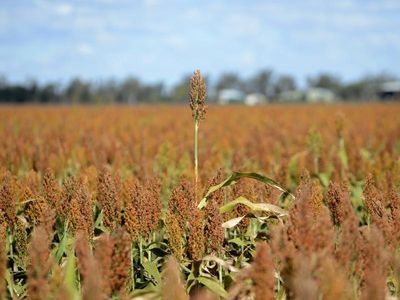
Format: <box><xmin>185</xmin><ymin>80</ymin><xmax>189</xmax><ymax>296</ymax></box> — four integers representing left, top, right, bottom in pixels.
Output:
<box><xmin>118</xmin><ymin>77</ymin><xmax>141</xmax><ymax>104</ymax></box>
<box><xmin>65</xmin><ymin>78</ymin><xmax>93</xmax><ymax>104</ymax></box>
<box><xmin>138</xmin><ymin>82</ymin><xmax>165</xmax><ymax>103</ymax></box>
<box><xmin>215</xmin><ymin>73</ymin><xmax>244</xmax><ymax>92</ymax></box>
<box><xmin>94</xmin><ymin>80</ymin><xmax>118</xmax><ymax>104</ymax></box>
<box><xmin>307</xmin><ymin>73</ymin><xmax>342</xmax><ymax>95</ymax></box>
<box><xmin>170</xmin><ymin>74</ymin><xmax>191</xmax><ymax>103</ymax></box>
<box><xmin>0</xmin><ymin>75</ymin><xmax>7</xmax><ymax>88</ymax></box>
<box><xmin>40</xmin><ymin>83</ymin><xmax>59</xmax><ymax>103</ymax></box>
<box><xmin>273</xmin><ymin>75</ymin><xmax>297</xmax><ymax>96</ymax></box>
<box><xmin>245</xmin><ymin>69</ymin><xmax>275</xmax><ymax>99</ymax></box>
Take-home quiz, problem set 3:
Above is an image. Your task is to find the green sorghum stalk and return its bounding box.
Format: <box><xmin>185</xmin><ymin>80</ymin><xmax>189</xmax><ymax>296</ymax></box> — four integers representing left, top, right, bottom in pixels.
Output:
<box><xmin>189</xmin><ymin>70</ymin><xmax>206</xmax><ymax>191</ymax></box>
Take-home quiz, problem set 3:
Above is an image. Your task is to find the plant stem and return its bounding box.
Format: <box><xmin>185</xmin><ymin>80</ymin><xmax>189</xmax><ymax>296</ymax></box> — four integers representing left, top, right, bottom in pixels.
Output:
<box><xmin>131</xmin><ymin>244</ymin><xmax>135</xmax><ymax>291</ymax></box>
<box><xmin>7</xmin><ymin>230</ymin><xmax>15</xmax><ymax>298</ymax></box>
<box><xmin>139</xmin><ymin>238</ymin><xmax>143</xmax><ymax>265</ymax></box>
<box><xmin>314</xmin><ymin>156</ymin><xmax>319</xmax><ymax>175</ymax></box>
<box><xmin>218</xmin><ymin>263</ymin><xmax>223</xmax><ymax>283</ymax></box>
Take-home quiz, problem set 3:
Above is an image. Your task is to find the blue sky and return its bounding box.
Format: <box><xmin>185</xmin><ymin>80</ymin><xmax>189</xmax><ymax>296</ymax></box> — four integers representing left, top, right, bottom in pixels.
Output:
<box><xmin>0</xmin><ymin>0</ymin><xmax>399</xmax><ymax>86</ymax></box>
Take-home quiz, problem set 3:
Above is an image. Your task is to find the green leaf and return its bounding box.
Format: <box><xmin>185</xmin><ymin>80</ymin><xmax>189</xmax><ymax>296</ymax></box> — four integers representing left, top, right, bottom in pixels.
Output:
<box><xmin>5</xmin><ymin>269</ymin><xmax>14</xmax><ymax>298</ymax></box>
<box><xmin>318</xmin><ymin>173</ymin><xmax>330</xmax><ymax>187</ymax></box>
<box><xmin>143</xmin><ymin>261</ymin><xmax>162</xmax><ymax>285</ymax></box>
<box><xmin>338</xmin><ymin>138</ymin><xmax>348</xmax><ymax>169</ymax></box>
<box><xmin>131</xmin><ymin>283</ymin><xmax>158</xmax><ymax>297</ymax></box>
<box><xmin>197</xmin><ymin>276</ymin><xmax>228</xmax><ymax>298</ymax></box>
<box><xmin>94</xmin><ymin>209</ymin><xmax>103</xmax><ymax>228</ymax></box>
<box><xmin>219</xmin><ymin>196</ymin><xmax>287</xmax><ymax>217</ymax></box>
<box><xmin>228</xmin><ymin>237</ymin><xmax>246</xmax><ymax>247</ymax></box>
<box><xmin>360</xmin><ymin>148</ymin><xmax>371</xmax><ymax>160</ymax></box>
<box><xmin>64</xmin><ymin>248</ymin><xmax>79</xmax><ymax>300</ymax></box>
<box><xmin>198</xmin><ymin>171</ymin><xmax>293</xmax><ymax>209</ymax></box>
<box><xmin>55</xmin><ymin>222</ymin><xmax>68</xmax><ymax>263</ymax></box>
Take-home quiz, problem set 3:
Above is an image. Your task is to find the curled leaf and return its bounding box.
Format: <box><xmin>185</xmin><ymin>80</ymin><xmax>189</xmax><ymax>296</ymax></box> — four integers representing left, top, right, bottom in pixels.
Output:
<box><xmin>219</xmin><ymin>196</ymin><xmax>287</xmax><ymax>217</ymax></box>
<box><xmin>198</xmin><ymin>172</ymin><xmax>293</xmax><ymax>209</ymax></box>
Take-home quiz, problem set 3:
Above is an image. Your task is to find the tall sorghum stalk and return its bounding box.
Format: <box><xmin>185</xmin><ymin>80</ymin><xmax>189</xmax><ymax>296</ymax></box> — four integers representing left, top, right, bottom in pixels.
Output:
<box><xmin>189</xmin><ymin>70</ymin><xmax>206</xmax><ymax>192</ymax></box>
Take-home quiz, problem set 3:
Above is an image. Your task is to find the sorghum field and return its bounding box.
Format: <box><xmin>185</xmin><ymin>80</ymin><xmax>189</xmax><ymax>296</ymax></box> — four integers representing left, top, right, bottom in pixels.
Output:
<box><xmin>1</xmin><ymin>100</ymin><xmax>400</xmax><ymax>298</ymax></box>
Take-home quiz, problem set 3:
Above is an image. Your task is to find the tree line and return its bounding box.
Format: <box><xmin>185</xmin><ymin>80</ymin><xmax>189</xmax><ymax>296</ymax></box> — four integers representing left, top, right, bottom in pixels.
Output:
<box><xmin>0</xmin><ymin>69</ymin><xmax>397</xmax><ymax>104</ymax></box>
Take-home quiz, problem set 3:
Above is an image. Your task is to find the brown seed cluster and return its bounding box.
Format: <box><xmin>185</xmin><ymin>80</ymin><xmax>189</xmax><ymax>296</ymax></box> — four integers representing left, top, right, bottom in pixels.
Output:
<box><xmin>187</xmin><ymin>208</ymin><xmax>205</xmax><ymax>261</ymax></box>
<box><xmin>267</xmin><ymin>173</ymin><xmax>367</xmax><ymax>299</ymax></box>
<box><xmin>97</xmin><ymin>166</ymin><xmax>121</xmax><ymax>231</ymax></box>
<box><xmin>287</xmin><ymin>171</ymin><xmax>334</xmax><ymax>255</ymax></box>
<box><xmin>250</xmin><ymin>242</ymin><xmax>275</xmax><ymax>300</ymax></box>
<box><xmin>363</xmin><ymin>174</ymin><xmax>393</xmax><ymax>247</ymax></box>
<box><xmin>143</xmin><ymin>177</ymin><xmax>162</xmax><ymax>236</ymax></box>
<box><xmin>109</xmin><ymin>228</ymin><xmax>131</xmax><ymax>293</ymax></box>
<box><xmin>95</xmin><ymin>233</ymin><xmax>114</xmax><ymax>297</ymax></box>
<box><xmin>358</xmin><ymin>226</ymin><xmax>388</xmax><ymax>300</ymax></box>
<box><xmin>122</xmin><ymin>176</ymin><xmax>141</xmax><ymax>241</ymax></box>
<box><xmin>75</xmin><ymin>234</ymin><xmax>104</xmax><ymax>300</ymax></box>
<box><xmin>0</xmin><ymin>224</ymin><xmax>6</xmax><ymax>300</ymax></box>
<box><xmin>165</xmin><ymin>177</ymin><xmax>195</xmax><ymax>259</ymax></box>
<box><xmin>167</xmin><ymin>176</ymin><xmax>192</xmax><ymax>231</ymax></box>
<box><xmin>63</xmin><ymin>176</ymin><xmax>93</xmax><ymax>237</ymax></box>
<box><xmin>189</xmin><ymin>70</ymin><xmax>207</xmax><ymax>121</ymax></box>
<box><xmin>0</xmin><ymin>172</ymin><xmax>16</xmax><ymax>228</ymax></box>
<box><xmin>123</xmin><ymin>176</ymin><xmax>161</xmax><ymax>240</ymax></box>
<box><xmin>42</xmin><ymin>168</ymin><xmax>62</xmax><ymax>215</ymax></box>
<box><xmin>94</xmin><ymin>228</ymin><xmax>131</xmax><ymax>297</ymax></box>
<box><xmin>27</xmin><ymin>225</ymin><xmax>53</xmax><ymax>300</ymax></box>
<box><xmin>326</xmin><ymin>181</ymin><xmax>352</xmax><ymax>226</ymax></box>
<box><xmin>165</xmin><ymin>209</ymin><xmax>184</xmax><ymax>259</ymax></box>
<box><xmin>204</xmin><ymin>170</ymin><xmax>225</xmax><ymax>253</ymax></box>
<box><xmin>162</xmin><ymin>257</ymin><xmax>189</xmax><ymax>300</ymax></box>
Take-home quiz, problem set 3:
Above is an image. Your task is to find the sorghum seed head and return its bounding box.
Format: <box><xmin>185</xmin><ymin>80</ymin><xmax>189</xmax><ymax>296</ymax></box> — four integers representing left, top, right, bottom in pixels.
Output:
<box><xmin>122</xmin><ymin>177</ymin><xmax>141</xmax><ymax>241</ymax></box>
<box><xmin>165</xmin><ymin>210</ymin><xmax>185</xmax><ymax>260</ymax></box>
<box><xmin>27</xmin><ymin>225</ymin><xmax>53</xmax><ymax>300</ymax></box>
<box><xmin>204</xmin><ymin>170</ymin><xmax>225</xmax><ymax>253</ymax></box>
<box><xmin>187</xmin><ymin>208</ymin><xmax>205</xmax><ymax>261</ymax></box>
<box><xmin>144</xmin><ymin>176</ymin><xmax>162</xmax><ymax>236</ymax></box>
<box><xmin>97</xmin><ymin>166</ymin><xmax>121</xmax><ymax>231</ymax></box>
<box><xmin>250</xmin><ymin>242</ymin><xmax>275</xmax><ymax>300</ymax></box>
<box><xmin>95</xmin><ymin>234</ymin><xmax>114</xmax><ymax>297</ymax></box>
<box><xmin>42</xmin><ymin>168</ymin><xmax>62</xmax><ymax>214</ymax></box>
<box><xmin>0</xmin><ymin>224</ymin><xmax>5</xmax><ymax>300</ymax></box>
<box><xmin>109</xmin><ymin>228</ymin><xmax>131</xmax><ymax>293</ymax></box>
<box><xmin>76</xmin><ymin>233</ymin><xmax>104</xmax><ymax>300</ymax></box>
<box><xmin>168</xmin><ymin>176</ymin><xmax>193</xmax><ymax>231</ymax></box>
<box><xmin>162</xmin><ymin>257</ymin><xmax>189</xmax><ymax>300</ymax></box>
<box><xmin>0</xmin><ymin>172</ymin><xmax>16</xmax><ymax>227</ymax></box>
<box><xmin>189</xmin><ymin>70</ymin><xmax>207</xmax><ymax>121</ymax></box>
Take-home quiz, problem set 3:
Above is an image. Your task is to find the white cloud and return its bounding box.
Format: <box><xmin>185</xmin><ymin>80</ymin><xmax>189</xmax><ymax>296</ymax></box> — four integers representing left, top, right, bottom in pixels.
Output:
<box><xmin>76</xmin><ymin>43</ymin><xmax>93</xmax><ymax>56</ymax></box>
<box><xmin>54</xmin><ymin>3</ymin><xmax>73</xmax><ymax>16</ymax></box>
<box><xmin>33</xmin><ymin>0</ymin><xmax>73</xmax><ymax>16</ymax></box>
<box><xmin>164</xmin><ymin>35</ymin><xmax>186</xmax><ymax>50</ymax></box>
<box><xmin>226</xmin><ymin>13</ymin><xmax>262</xmax><ymax>36</ymax></box>
<box><xmin>242</xmin><ymin>51</ymin><xmax>256</xmax><ymax>66</ymax></box>
<box><xmin>143</xmin><ymin>0</ymin><xmax>160</xmax><ymax>8</ymax></box>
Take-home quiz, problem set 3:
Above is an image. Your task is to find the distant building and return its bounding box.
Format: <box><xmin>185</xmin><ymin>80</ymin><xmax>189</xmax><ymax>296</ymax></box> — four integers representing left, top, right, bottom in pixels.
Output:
<box><xmin>218</xmin><ymin>89</ymin><xmax>245</xmax><ymax>104</ymax></box>
<box><xmin>245</xmin><ymin>93</ymin><xmax>267</xmax><ymax>105</ymax></box>
<box><xmin>278</xmin><ymin>90</ymin><xmax>304</xmax><ymax>102</ymax></box>
<box><xmin>278</xmin><ymin>88</ymin><xmax>335</xmax><ymax>103</ymax></box>
<box><xmin>304</xmin><ymin>88</ymin><xmax>335</xmax><ymax>103</ymax></box>
<box><xmin>379</xmin><ymin>81</ymin><xmax>400</xmax><ymax>100</ymax></box>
